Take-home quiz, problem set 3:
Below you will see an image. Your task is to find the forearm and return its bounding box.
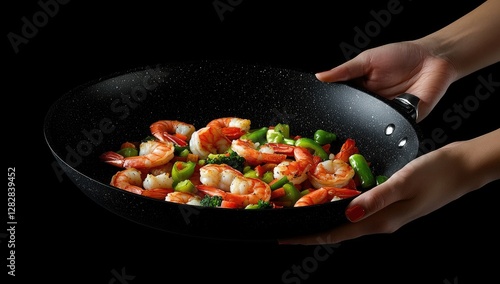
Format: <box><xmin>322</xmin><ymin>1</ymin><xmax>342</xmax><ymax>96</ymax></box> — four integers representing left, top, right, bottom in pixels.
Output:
<box><xmin>415</xmin><ymin>0</ymin><xmax>500</xmax><ymax>81</ymax></box>
<box><xmin>450</xmin><ymin>128</ymin><xmax>500</xmax><ymax>191</ymax></box>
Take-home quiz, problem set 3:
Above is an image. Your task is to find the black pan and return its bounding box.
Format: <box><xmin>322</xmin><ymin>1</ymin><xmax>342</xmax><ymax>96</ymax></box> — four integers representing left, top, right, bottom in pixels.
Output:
<box><xmin>44</xmin><ymin>60</ymin><xmax>421</xmax><ymax>240</ymax></box>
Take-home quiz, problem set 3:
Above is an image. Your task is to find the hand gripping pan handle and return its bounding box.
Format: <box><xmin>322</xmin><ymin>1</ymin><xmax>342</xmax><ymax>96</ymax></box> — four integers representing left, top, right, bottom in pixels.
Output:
<box><xmin>393</xmin><ymin>93</ymin><xmax>420</xmax><ymax>121</ymax></box>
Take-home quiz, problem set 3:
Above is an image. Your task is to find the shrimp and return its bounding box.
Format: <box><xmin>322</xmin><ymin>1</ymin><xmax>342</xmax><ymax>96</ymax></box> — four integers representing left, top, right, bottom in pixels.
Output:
<box><xmin>197</xmin><ymin>164</ymin><xmax>271</xmax><ymax>208</ymax></box>
<box><xmin>334</xmin><ymin>138</ymin><xmax>358</xmax><ymax>163</ymax></box>
<box><xmin>110</xmin><ymin>168</ymin><xmax>144</xmax><ymax>195</ymax></box>
<box><xmin>189</xmin><ymin>126</ymin><xmax>231</xmax><ymax>159</ymax></box>
<box><xmin>110</xmin><ymin>168</ymin><xmax>174</xmax><ymax>200</ymax></box>
<box><xmin>165</xmin><ymin>191</ymin><xmax>202</xmax><ymax>205</ymax></box>
<box><xmin>206</xmin><ymin>117</ymin><xmax>251</xmax><ymax>140</ymax></box>
<box><xmin>150</xmin><ymin>120</ymin><xmax>196</xmax><ymax>147</ymax></box>
<box><xmin>273</xmin><ymin>146</ymin><xmax>315</xmax><ymax>185</ymax></box>
<box><xmin>143</xmin><ymin>172</ymin><xmax>173</xmax><ymax>190</ymax></box>
<box><xmin>231</xmin><ymin>139</ymin><xmax>287</xmax><ymax>166</ymax></box>
<box><xmin>100</xmin><ymin>140</ymin><xmax>175</xmax><ymax>169</ymax></box>
<box><xmin>294</xmin><ymin>187</ymin><xmax>361</xmax><ymax>207</ymax></box>
<box><xmin>199</xmin><ymin>163</ymin><xmax>244</xmax><ymax>189</ymax></box>
<box><xmin>308</xmin><ymin>159</ymin><xmax>355</xmax><ymax>188</ymax></box>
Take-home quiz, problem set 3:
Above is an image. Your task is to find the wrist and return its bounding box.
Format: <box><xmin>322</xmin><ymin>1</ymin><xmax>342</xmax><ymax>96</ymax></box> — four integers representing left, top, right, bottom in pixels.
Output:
<box><xmin>445</xmin><ymin>129</ymin><xmax>500</xmax><ymax>191</ymax></box>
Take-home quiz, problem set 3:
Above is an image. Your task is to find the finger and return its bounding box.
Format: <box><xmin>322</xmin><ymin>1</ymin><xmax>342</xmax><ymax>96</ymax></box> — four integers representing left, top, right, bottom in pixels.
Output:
<box><xmin>344</xmin><ymin>174</ymin><xmax>406</xmax><ymax>222</ymax></box>
<box><xmin>315</xmin><ymin>56</ymin><xmax>367</xmax><ymax>82</ymax></box>
<box><xmin>279</xmin><ymin>198</ymin><xmax>418</xmax><ymax>245</ymax></box>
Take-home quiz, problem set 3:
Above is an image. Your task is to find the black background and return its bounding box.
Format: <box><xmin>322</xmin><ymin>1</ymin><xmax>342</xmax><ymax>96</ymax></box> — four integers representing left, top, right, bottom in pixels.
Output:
<box><xmin>4</xmin><ymin>0</ymin><xmax>499</xmax><ymax>283</ymax></box>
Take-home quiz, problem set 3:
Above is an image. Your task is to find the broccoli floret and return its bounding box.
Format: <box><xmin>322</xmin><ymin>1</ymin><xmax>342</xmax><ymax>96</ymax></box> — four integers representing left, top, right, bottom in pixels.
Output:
<box><xmin>245</xmin><ymin>200</ymin><xmax>273</xmax><ymax>209</ymax></box>
<box><xmin>200</xmin><ymin>195</ymin><xmax>223</xmax><ymax>207</ymax></box>
<box><xmin>205</xmin><ymin>151</ymin><xmax>246</xmax><ymax>172</ymax></box>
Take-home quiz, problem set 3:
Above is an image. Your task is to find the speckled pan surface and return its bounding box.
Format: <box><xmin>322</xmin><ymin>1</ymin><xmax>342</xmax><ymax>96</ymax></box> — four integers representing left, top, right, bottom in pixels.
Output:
<box><xmin>44</xmin><ymin>60</ymin><xmax>421</xmax><ymax>240</ymax></box>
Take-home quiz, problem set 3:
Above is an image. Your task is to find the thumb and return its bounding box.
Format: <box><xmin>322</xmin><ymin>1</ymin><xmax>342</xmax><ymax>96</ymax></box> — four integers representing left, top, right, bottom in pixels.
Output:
<box><xmin>315</xmin><ymin>56</ymin><xmax>367</xmax><ymax>82</ymax></box>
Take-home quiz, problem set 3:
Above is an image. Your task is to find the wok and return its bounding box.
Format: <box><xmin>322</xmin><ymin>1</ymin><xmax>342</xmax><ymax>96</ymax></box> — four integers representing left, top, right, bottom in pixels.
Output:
<box><xmin>44</xmin><ymin>60</ymin><xmax>421</xmax><ymax>240</ymax></box>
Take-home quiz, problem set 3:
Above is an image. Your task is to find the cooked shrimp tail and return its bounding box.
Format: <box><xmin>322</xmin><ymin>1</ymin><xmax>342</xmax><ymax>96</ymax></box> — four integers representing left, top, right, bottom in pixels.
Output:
<box><xmin>150</xmin><ymin>120</ymin><xmax>196</xmax><ymax>147</ymax></box>
<box><xmin>231</xmin><ymin>139</ymin><xmax>287</xmax><ymax>166</ymax></box>
<box><xmin>335</xmin><ymin>138</ymin><xmax>358</xmax><ymax>163</ymax></box>
<box><xmin>294</xmin><ymin>187</ymin><xmax>361</xmax><ymax>207</ymax></box>
<box><xmin>101</xmin><ymin>140</ymin><xmax>175</xmax><ymax>169</ymax></box>
<box><xmin>206</xmin><ymin>117</ymin><xmax>251</xmax><ymax>140</ymax></box>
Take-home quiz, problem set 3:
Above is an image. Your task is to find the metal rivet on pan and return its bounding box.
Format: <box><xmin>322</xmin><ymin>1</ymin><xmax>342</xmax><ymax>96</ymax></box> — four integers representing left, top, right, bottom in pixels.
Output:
<box><xmin>385</xmin><ymin>124</ymin><xmax>395</xmax><ymax>135</ymax></box>
<box><xmin>398</xmin><ymin>137</ymin><xmax>407</xmax><ymax>148</ymax></box>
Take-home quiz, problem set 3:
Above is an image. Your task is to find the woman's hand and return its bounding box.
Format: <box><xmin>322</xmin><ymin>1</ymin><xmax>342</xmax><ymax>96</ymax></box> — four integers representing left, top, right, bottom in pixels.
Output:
<box><xmin>316</xmin><ymin>41</ymin><xmax>457</xmax><ymax>122</ymax></box>
<box><xmin>279</xmin><ymin>129</ymin><xmax>500</xmax><ymax>245</ymax></box>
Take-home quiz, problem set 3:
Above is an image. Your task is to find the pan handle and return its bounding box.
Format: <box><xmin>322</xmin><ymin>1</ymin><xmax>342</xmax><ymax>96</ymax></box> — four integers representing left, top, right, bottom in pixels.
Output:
<box><xmin>393</xmin><ymin>93</ymin><xmax>420</xmax><ymax>121</ymax></box>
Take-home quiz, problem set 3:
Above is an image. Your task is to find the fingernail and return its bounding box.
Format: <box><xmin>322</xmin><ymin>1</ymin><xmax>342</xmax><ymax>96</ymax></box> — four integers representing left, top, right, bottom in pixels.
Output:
<box><xmin>345</xmin><ymin>205</ymin><xmax>365</xmax><ymax>222</ymax></box>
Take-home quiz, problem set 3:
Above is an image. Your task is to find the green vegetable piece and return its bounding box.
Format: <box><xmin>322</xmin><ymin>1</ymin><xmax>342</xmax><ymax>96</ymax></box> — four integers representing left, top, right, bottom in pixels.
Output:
<box><xmin>276</xmin><ymin>183</ymin><xmax>301</xmax><ymax>207</ymax></box>
<box><xmin>294</xmin><ymin>137</ymin><xmax>329</xmax><ymax>160</ymax></box>
<box><xmin>376</xmin><ymin>175</ymin><xmax>389</xmax><ymax>185</ymax></box>
<box><xmin>200</xmin><ymin>195</ymin><xmax>223</xmax><ymax>207</ymax></box>
<box><xmin>174</xmin><ymin>146</ymin><xmax>189</xmax><ymax>155</ymax></box>
<box><xmin>299</xmin><ymin>189</ymin><xmax>311</xmax><ymax>197</ymax></box>
<box><xmin>243</xmin><ymin>165</ymin><xmax>252</xmax><ymax>174</ymax></box>
<box><xmin>205</xmin><ymin>151</ymin><xmax>246</xmax><ymax>173</ymax></box>
<box><xmin>174</xmin><ymin>179</ymin><xmax>196</xmax><ymax>193</ymax></box>
<box><xmin>245</xmin><ymin>200</ymin><xmax>273</xmax><ymax>209</ymax></box>
<box><xmin>171</xmin><ymin>161</ymin><xmax>196</xmax><ymax>184</ymax></box>
<box><xmin>242</xmin><ymin>127</ymin><xmax>268</xmax><ymax>144</ymax></box>
<box><xmin>314</xmin><ymin>129</ymin><xmax>337</xmax><ymax>145</ymax></box>
<box><xmin>266</xmin><ymin>130</ymin><xmax>284</xmax><ymax>143</ymax></box>
<box><xmin>142</xmin><ymin>135</ymin><xmax>156</xmax><ymax>142</ymax></box>
<box><xmin>349</xmin><ymin>154</ymin><xmax>376</xmax><ymax>189</ymax></box>
<box><xmin>270</xmin><ymin>176</ymin><xmax>289</xmax><ymax>191</ymax></box>
<box><xmin>261</xmin><ymin>171</ymin><xmax>274</xmax><ymax>184</ymax></box>
<box><xmin>266</xmin><ymin>123</ymin><xmax>290</xmax><ymax>143</ymax></box>
<box><xmin>117</xmin><ymin>147</ymin><xmax>138</xmax><ymax>157</ymax></box>
<box><xmin>244</xmin><ymin>170</ymin><xmax>258</xmax><ymax>179</ymax></box>
<box><xmin>274</xmin><ymin>123</ymin><xmax>290</xmax><ymax>138</ymax></box>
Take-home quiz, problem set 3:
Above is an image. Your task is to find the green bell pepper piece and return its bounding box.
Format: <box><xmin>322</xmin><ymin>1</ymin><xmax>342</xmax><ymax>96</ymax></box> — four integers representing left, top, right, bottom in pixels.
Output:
<box><xmin>270</xmin><ymin>176</ymin><xmax>289</xmax><ymax>191</ymax></box>
<box><xmin>171</xmin><ymin>161</ymin><xmax>196</xmax><ymax>185</ymax></box>
<box><xmin>376</xmin><ymin>175</ymin><xmax>389</xmax><ymax>185</ymax></box>
<box><xmin>241</xmin><ymin>127</ymin><xmax>268</xmax><ymax>144</ymax></box>
<box><xmin>261</xmin><ymin>171</ymin><xmax>274</xmax><ymax>183</ymax></box>
<box><xmin>274</xmin><ymin>123</ymin><xmax>290</xmax><ymax>138</ymax></box>
<box><xmin>276</xmin><ymin>183</ymin><xmax>301</xmax><ymax>207</ymax></box>
<box><xmin>244</xmin><ymin>170</ymin><xmax>258</xmax><ymax>179</ymax></box>
<box><xmin>266</xmin><ymin>129</ymin><xmax>284</xmax><ymax>143</ymax></box>
<box><xmin>174</xmin><ymin>179</ymin><xmax>196</xmax><ymax>193</ymax></box>
<box><xmin>117</xmin><ymin>147</ymin><xmax>138</xmax><ymax>157</ymax></box>
<box><xmin>313</xmin><ymin>129</ymin><xmax>337</xmax><ymax>145</ymax></box>
<box><xmin>349</xmin><ymin>154</ymin><xmax>375</xmax><ymax>189</ymax></box>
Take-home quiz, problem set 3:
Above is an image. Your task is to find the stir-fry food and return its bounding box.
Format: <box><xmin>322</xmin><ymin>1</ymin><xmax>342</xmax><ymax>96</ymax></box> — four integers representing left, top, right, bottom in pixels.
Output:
<box><xmin>100</xmin><ymin>117</ymin><xmax>387</xmax><ymax>209</ymax></box>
